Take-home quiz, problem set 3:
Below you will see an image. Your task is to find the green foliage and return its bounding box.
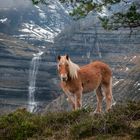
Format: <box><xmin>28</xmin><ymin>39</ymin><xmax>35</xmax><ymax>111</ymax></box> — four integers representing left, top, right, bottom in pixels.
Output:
<box><xmin>133</xmin><ymin>126</ymin><xmax>140</xmax><ymax>139</ymax></box>
<box><xmin>70</xmin><ymin>1</ymin><xmax>98</xmax><ymax>19</ymax></box>
<box><xmin>0</xmin><ymin>108</ymin><xmax>40</xmax><ymax>140</ymax></box>
<box><xmin>69</xmin><ymin>1</ymin><xmax>96</xmax><ymax>19</ymax></box>
<box><xmin>70</xmin><ymin>102</ymin><xmax>137</xmax><ymax>139</ymax></box>
<box><xmin>0</xmin><ymin>101</ymin><xmax>140</xmax><ymax>140</ymax></box>
<box><xmin>98</xmin><ymin>17</ymin><xmax>112</xmax><ymax>30</ymax></box>
<box><xmin>103</xmin><ymin>3</ymin><xmax>140</xmax><ymax>30</ymax></box>
<box><xmin>103</xmin><ymin>0</ymin><xmax>121</xmax><ymax>5</ymax></box>
<box><xmin>70</xmin><ymin>119</ymin><xmax>94</xmax><ymax>139</ymax></box>
<box><xmin>31</xmin><ymin>0</ymin><xmax>140</xmax><ymax>30</ymax></box>
<box><xmin>32</xmin><ymin>0</ymin><xmax>49</xmax><ymax>5</ymax></box>
<box><xmin>32</xmin><ymin>0</ymin><xmax>39</xmax><ymax>5</ymax></box>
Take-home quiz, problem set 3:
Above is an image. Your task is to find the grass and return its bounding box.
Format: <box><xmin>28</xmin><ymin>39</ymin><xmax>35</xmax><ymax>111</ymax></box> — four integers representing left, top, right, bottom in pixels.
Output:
<box><xmin>0</xmin><ymin>101</ymin><xmax>140</xmax><ymax>140</ymax></box>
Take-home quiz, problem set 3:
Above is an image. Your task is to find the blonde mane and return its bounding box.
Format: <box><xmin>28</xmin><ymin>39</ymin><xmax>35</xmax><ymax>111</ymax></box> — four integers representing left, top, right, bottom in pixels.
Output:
<box><xmin>68</xmin><ymin>58</ymin><xmax>80</xmax><ymax>79</ymax></box>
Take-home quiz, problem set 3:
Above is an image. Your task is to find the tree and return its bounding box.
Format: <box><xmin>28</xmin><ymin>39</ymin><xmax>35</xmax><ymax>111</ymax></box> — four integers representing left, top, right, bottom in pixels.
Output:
<box><xmin>31</xmin><ymin>0</ymin><xmax>140</xmax><ymax>30</ymax></box>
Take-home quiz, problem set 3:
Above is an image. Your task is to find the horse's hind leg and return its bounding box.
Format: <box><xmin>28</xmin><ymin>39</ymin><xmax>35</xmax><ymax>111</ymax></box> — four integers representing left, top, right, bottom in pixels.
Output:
<box><xmin>103</xmin><ymin>79</ymin><xmax>112</xmax><ymax>112</ymax></box>
<box><xmin>95</xmin><ymin>85</ymin><xmax>103</xmax><ymax>113</ymax></box>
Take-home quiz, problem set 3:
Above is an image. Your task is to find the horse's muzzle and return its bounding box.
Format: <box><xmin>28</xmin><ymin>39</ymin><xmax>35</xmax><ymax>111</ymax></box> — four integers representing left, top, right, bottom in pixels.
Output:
<box><xmin>60</xmin><ymin>74</ymin><xmax>68</xmax><ymax>82</ymax></box>
<box><xmin>62</xmin><ymin>77</ymin><xmax>67</xmax><ymax>82</ymax></box>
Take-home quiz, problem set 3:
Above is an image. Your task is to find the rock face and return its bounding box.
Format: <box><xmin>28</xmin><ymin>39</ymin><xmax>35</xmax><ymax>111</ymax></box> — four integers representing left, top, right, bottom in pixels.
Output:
<box><xmin>54</xmin><ymin>18</ymin><xmax>140</xmax><ymax>81</ymax></box>
<box><xmin>0</xmin><ymin>0</ymin><xmax>72</xmax><ymax>113</ymax></box>
<box><xmin>0</xmin><ymin>33</ymin><xmax>36</xmax><ymax>112</ymax></box>
<box><xmin>0</xmin><ymin>34</ymin><xmax>59</xmax><ymax>113</ymax></box>
<box><xmin>0</xmin><ymin>0</ymin><xmax>72</xmax><ymax>45</ymax></box>
<box><xmin>113</xmin><ymin>63</ymin><xmax>140</xmax><ymax>102</ymax></box>
<box><xmin>43</xmin><ymin>15</ymin><xmax>140</xmax><ymax>112</ymax></box>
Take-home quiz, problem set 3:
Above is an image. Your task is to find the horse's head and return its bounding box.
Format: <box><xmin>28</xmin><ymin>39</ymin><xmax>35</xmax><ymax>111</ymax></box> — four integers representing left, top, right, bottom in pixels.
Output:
<box><xmin>57</xmin><ymin>54</ymin><xmax>69</xmax><ymax>82</ymax></box>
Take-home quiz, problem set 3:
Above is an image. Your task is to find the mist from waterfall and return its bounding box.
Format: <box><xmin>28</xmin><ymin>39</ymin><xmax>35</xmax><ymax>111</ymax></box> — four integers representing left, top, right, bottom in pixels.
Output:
<box><xmin>28</xmin><ymin>50</ymin><xmax>44</xmax><ymax>112</ymax></box>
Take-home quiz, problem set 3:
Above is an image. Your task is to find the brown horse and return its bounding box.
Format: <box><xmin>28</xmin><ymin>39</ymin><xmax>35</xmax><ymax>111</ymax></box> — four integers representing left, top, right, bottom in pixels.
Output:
<box><xmin>57</xmin><ymin>54</ymin><xmax>113</xmax><ymax>113</ymax></box>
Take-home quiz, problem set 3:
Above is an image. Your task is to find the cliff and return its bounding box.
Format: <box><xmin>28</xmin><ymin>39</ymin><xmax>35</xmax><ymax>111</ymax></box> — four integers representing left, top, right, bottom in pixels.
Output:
<box><xmin>0</xmin><ymin>34</ymin><xmax>59</xmax><ymax>113</ymax></box>
<box><xmin>43</xmin><ymin>16</ymin><xmax>140</xmax><ymax>112</ymax></box>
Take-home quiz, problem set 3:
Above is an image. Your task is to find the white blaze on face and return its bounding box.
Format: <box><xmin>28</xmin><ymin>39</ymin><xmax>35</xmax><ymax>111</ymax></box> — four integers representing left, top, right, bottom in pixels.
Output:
<box><xmin>58</xmin><ymin>56</ymin><xmax>69</xmax><ymax>81</ymax></box>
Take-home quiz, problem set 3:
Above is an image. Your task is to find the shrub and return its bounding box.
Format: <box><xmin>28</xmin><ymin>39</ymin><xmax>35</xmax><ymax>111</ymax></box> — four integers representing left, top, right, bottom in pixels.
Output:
<box><xmin>0</xmin><ymin>109</ymin><xmax>40</xmax><ymax>140</ymax></box>
<box><xmin>0</xmin><ymin>101</ymin><xmax>139</xmax><ymax>140</ymax></box>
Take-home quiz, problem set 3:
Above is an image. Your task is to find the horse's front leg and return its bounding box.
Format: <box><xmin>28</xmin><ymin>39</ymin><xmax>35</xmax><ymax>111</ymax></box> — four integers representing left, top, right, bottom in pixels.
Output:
<box><xmin>66</xmin><ymin>96</ymin><xmax>76</xmax><ymax>110</ymax></box>
<box><xmin>75</xmin><ymin>89</ymin><xmax>83</xmax><ymax>110</ymax></box>
<box><xmin>62</xmin><ymin>89</ymin><xmax>76</xmax><ymax>110</ymax></box>
<box><xmin>61</xmin><ymin>83</ymin><xmax>76</xmax><ymax>110</ymax></box>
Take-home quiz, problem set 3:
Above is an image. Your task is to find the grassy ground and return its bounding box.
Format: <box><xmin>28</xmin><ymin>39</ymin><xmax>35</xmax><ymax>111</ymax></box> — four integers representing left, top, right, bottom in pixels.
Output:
<box><xmin>0</xmin><ymin>101</ymin><xmax>139</xmax><ymax>140</ymax></box>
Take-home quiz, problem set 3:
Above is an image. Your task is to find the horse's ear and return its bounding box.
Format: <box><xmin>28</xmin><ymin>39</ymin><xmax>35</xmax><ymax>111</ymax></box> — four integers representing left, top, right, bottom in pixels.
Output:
<box><xmin>57</xmin><ymin>55</ymin><xmax>61</xmax><ymax>61</ymax></box>
<box><xmin>66</xmin><ymin>54</ymin><xmax>69</xmax><ymax>60</ymax></box>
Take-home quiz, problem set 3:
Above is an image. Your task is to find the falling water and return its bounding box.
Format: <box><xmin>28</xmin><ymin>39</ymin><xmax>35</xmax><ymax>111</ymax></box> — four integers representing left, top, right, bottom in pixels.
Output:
<box><xmin>97</xmin><ymin>41</ymin><xmax>102</xmax><ymax>59</ymax></box>
<box><xmin>28</xmin><ymin>50</ymin><xmax>44</xmax><ymax>112</ymax></box>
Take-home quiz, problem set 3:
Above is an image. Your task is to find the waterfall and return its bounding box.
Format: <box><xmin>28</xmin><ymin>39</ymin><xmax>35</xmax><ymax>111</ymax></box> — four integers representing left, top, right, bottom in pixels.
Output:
<box><xmin>28</xmin><ymin>50</ymin><xmax>44</xmax><ymax>112</ymax></box>
<box><xmin>94</xmin><ymin>25</ymin><xmax>102</xmax><ymax>59</ymax></box>
<box><xmin>97</xmin><ymin>41</ymin><xmax>102</xmax><ymax>59</ymax></box>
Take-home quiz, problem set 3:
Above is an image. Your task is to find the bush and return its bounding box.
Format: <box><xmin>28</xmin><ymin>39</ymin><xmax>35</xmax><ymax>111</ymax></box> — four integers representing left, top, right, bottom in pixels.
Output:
<box><xmin>0</xmin><ymin>101</ymin><xmax>139</xmax><ymax>140</ymax></box>
<box><xmin>133</xmin><ymin>126</ymin><xmax>140</xmax><ymax>139</ymax></box>
<box><xmin>0</xmin><ymin>109</ymin><xmax>41</xmax><ymax>140</ymax></box>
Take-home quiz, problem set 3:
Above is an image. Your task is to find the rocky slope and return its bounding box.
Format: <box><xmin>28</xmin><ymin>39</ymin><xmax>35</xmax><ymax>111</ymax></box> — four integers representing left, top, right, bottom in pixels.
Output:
<box><xmin>113</xmin><ymin>62</ymin><xmax>140</xmax><ymax>102</ymax></box>
<box><xmin>44</xmin><ymin>61</ymin><xmax>140</xmax><ymax>112</ymax></box>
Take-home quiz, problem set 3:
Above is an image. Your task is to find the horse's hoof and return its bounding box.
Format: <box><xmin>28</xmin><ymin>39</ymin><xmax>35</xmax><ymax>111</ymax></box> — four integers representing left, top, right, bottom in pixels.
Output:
<box><xmin>94</xmin><ymin>112</ymin><xmax>101</xmax><ymax>115</ymax></box>
<box><xmin>89</xmin><ymin>112</ymin><xmax>95</xmax><ymax>116</ymax></box>
<box><xmin>94</xmin><ymin>109</ymin><xmax>102</xmax><ymax>114</ymax></box>
<box><xmin>89</xmin><ymin>111</ymin><xmax>102</xmax><ymax>116</ymax></box>
<box><xmin>105</xmin><ymin>108</ymin><xmax>112</xmax><ymax>113</ymax></box>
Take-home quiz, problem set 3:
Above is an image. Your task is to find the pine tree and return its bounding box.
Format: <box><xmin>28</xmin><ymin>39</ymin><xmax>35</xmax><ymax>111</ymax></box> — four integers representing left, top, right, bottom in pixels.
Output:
<box><xmin>32</xmin><ymin>0</ymin><xmax>140</xmax><ymax>30</ymax></box>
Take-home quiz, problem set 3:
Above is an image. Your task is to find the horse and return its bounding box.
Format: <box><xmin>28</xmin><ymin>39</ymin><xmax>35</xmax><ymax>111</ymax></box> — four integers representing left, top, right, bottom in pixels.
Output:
<box><xmin>57</xmin><ymin>54</ymin><xmax>113</xmax><ymax>113</ymax></box>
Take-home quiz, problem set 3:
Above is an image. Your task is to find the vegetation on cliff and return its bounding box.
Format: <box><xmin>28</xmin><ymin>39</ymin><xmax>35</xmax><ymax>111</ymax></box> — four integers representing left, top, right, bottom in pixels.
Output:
<box><xmin>32</xmin><ymin>0</ymin><xmax>140</xmax><ymax>31</ymax></box>
<box><xmin>0</xmin><ymin>101</ymin><xmax>140</xmax><ymax>140</ymax></box>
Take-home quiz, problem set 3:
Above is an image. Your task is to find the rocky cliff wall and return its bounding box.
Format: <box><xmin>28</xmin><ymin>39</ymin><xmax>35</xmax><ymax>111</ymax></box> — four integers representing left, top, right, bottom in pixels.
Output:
<box><xmin>43</xmin><ymin>17</ymin><xmax>140</xmax><ymax>112</ymax></box>
<box><xmin>0</xmin><ymin>34</ymin><xmax>59</xmax><ymax>113</ymax></box>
